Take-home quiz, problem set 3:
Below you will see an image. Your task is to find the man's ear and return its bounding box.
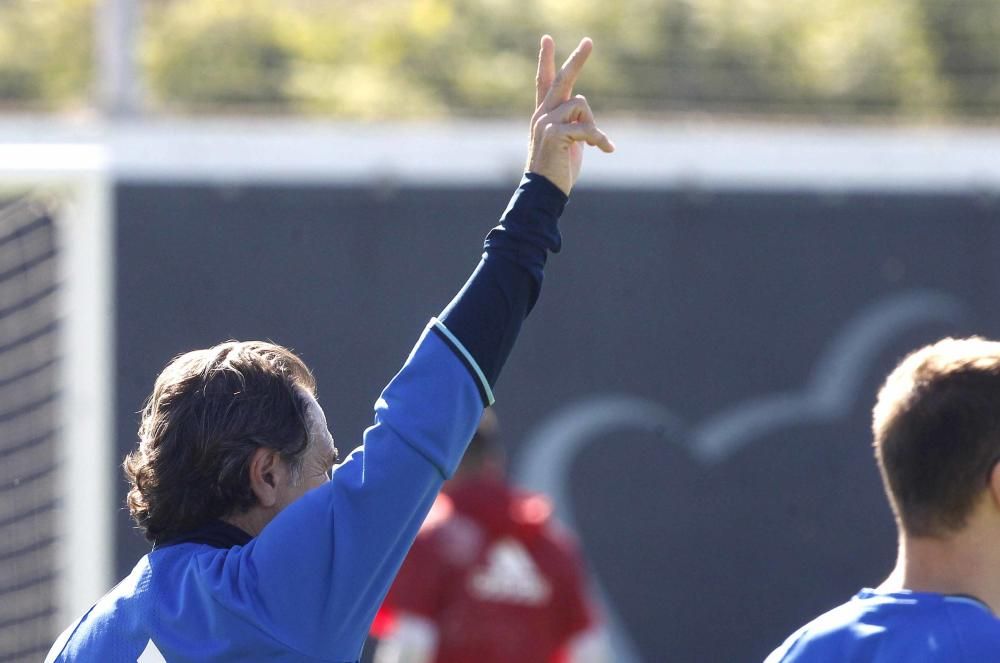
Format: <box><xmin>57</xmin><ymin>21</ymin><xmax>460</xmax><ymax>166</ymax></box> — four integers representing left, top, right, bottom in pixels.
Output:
<box><xmin>248</xmin><ymin>447</ymin><xmax>282</xmax><ymax>508</ymax></box>
<box><xmin>988</xmin><ymin>460</ymin><xmax>1000</xmax><ymax>512</ymax></box>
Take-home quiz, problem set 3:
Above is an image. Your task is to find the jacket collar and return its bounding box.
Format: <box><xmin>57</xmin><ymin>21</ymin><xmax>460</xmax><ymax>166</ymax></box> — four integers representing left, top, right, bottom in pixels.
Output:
<box><xmin>154</xmin><ymin>519</ymin><xmax>253</xmax><ymax>550</ymax></box>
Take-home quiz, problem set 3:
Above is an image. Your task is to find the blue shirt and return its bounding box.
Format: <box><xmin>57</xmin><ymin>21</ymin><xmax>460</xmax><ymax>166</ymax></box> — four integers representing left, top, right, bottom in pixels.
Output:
<box><xmin>45</xmin><ymin>174</ymin><xmax>568</xmax><ymax>663</ymax></box>
<box><xmin>766</xmin><ymin>589</ymin><xmax>1000</xmax><ymax>662</ymax></box>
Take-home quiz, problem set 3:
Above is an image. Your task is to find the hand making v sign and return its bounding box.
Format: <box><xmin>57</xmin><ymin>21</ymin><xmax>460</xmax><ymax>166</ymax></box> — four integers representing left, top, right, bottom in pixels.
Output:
<box><xmin>527</xmin><ymin>35</ymin><xmax>616</xmax><ymax>196</ymax></box>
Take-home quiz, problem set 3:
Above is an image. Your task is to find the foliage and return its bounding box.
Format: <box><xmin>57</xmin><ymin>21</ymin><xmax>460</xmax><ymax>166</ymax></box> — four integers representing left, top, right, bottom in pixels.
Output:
<box><xmin>0</xmin><ymin>0</ymin><xmax>94</xmax><ymax>109</ymax></box>
<box><xmin>144</xmin><ymin>1</ymin><xmax>297</xmax><ymax>110</ymax></box>
<box><xmin>0</xmin><ymin>0</ymin><xmax>998</xmax><ymax>120</ymax></box>
<box><xmin>917</xmin><ymin>0</ymin><xmax>1000</xmax><ymax>114</ymax></box>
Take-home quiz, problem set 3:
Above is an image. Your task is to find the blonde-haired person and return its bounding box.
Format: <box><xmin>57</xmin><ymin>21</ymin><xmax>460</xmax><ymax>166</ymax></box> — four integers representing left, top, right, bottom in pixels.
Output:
<box><xmin>767</xmin><ymin>337</ymin><xmax>1000</xmax><ymax>662</ymax></box>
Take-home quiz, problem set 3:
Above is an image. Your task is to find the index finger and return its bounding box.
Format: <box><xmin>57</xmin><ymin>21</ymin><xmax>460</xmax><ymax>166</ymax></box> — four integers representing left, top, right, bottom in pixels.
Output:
<box><xmin>540</xmin><ymin>37</ymin><xmax>593</xmax><ymax>112</ymax></box>
<box><xmin>535</xmin><ymin>35</ymin><xmax>556</xmax><ymax>110</ymax></box>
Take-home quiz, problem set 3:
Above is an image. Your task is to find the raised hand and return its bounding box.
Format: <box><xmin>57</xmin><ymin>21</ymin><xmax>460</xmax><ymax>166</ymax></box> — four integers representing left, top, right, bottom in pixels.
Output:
<box><xmin>526</xmin><ymin>35</ymin><xmax>615</xmax><ymax>196</ymax></box>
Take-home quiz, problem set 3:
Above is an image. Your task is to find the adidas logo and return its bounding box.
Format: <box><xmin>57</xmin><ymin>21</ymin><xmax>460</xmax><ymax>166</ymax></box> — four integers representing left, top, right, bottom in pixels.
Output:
<box><xmin>138</xmin><ymin>639</ymin><xmax>166</xmax><ymax>663</ymax></box>
<box><xmin>468</xmin><ymin>538</ymin><xmax>551</xmax><ymax>605</ymax></box>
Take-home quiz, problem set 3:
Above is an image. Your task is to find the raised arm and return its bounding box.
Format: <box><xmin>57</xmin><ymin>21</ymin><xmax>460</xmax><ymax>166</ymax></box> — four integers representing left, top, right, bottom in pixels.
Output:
<box><xmin>439</xmin><ymin>36</ymin><xmax>613</xmax><ymax>390</ymax></box>
<box><xmin>222</xmin><ymin>36</ymin><xmax>614</xmax><ymax>660</ymax></box>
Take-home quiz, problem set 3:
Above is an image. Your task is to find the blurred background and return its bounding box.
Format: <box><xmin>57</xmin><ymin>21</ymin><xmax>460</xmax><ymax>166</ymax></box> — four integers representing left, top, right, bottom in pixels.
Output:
<box><xmin>2</xmin><ymin>0</ymin><xmax>1000</xmax><ymax>119</ymax></box>
<box><xmin>1</xmin><ymin>1</ymin><xmax>999</xmax><ymax>662</ymax></box>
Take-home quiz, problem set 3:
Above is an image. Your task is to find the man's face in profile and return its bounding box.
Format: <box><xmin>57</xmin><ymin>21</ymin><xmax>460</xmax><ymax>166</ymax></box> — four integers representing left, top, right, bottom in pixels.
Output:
<box><xmin>274</xmin><ymin>390</ymin><xmax>338</xmax><ymax>511</ymax></box>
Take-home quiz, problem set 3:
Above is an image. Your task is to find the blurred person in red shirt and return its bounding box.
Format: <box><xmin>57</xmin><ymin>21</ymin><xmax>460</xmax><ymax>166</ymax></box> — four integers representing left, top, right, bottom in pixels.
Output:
<box><xmin>369</xmin><ymin>408</ymin><xmax>608</xmax><ymax>663</ymax></box>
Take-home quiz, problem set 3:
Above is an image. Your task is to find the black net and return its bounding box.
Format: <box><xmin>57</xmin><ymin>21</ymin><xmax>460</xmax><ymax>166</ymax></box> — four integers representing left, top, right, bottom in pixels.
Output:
<box><xmin>0</xmin><ymin>197</ymin><xmax>60</xmax><ymax>663</ymax></box>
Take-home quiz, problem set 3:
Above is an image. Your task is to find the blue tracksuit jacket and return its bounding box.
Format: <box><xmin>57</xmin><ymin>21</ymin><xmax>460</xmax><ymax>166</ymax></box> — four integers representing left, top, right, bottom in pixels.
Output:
<box><xmin>765</xmin><ymin>589</ymin><xmax>1000</xmax><ymax>662</ymax></box>
<box><xmin>45</xmin><ymin>173</ymin><xmax>567</xmax><ymax>663</ymax></box>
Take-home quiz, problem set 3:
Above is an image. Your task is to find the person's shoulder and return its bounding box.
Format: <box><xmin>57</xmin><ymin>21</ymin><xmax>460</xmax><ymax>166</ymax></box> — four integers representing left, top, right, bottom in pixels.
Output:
<box><xmin>414</xmin><ymin>494</ymin><xmax>485</xmax><ymax>565</ymax></box>
<box><xmin>517</xmin><ymin>495</ymin><xmax>581</xmax><ymax>556</ymax></box>
<box><xmin>762</xmin><ymin>590</ymin><xmax>933</xmax><ymax>662</ymax></box>
<box><xmin>941</xmin><ymin>595</ymin><xmax>1000</xmax><ymax>650</ymax></box>
<box><xmin>417</xmin><ymin>493</ymin><xmax>457</xmax><ymax>534</ymax></box>
<box><xmin>101</xmin><ymin>553</ymin><xmax>156</xmax><ymax>606</ymax></box>
<box><xmin>46</xmin><ymin>555</ymin><xmax>157</xmax><ymax>661</ymax></box>
<box><xmin>764</xmin><ymin>596</ymin><xmax>864</xmax><ymax>662</ymax></box>
<box><xmin>766</xmin><ymin>590</ymin><xmax>1000</xmax><ymax>662</ymax></box>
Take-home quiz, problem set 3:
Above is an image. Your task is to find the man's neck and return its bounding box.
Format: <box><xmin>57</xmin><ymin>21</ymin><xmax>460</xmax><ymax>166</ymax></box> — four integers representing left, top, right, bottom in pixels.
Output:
<box><xmin>878</xmin><ymin>527</ymin><xmax>1000</xmax><ymax>614</ymax></box>
<box><xmin>223</xmin><ymin>508</ymin><xmax>272</xmax><ymax>538</ymax></box>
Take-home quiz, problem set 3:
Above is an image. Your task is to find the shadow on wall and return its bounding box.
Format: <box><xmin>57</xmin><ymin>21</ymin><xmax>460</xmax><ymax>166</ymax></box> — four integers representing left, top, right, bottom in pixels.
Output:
<box><xmin>516</xmin><ymin>290</ymin><xmax>968</xmax><ymax>662</ymax></box>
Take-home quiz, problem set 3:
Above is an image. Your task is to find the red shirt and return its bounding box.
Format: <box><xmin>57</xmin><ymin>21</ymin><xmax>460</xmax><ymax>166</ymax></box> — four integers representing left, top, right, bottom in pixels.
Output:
<box><xmin>374</xmin><ymin>473</ymin><xmax>596</xmax><ymax>663</ymax></box>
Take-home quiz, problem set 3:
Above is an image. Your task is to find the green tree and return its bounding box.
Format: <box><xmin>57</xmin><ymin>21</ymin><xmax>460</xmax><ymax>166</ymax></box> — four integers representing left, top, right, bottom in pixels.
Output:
<box><xmin>144</xmin><ymin>1</ymin><xmax>299</xmax><ymax>110</ymax></box>
<box><xmin>919</xmin><ymin>0</ymin><xmax>1000</xmax><ymax>117</ymax></box>
<box><xmin>0</xmin><ymin>0</ymin><xmax>94</xmax><ymax>109</ymax></box>
<box><xmin>1</xmin><ymin>0</ymin><xmax>998</xmax><ymax>120</ymax></box>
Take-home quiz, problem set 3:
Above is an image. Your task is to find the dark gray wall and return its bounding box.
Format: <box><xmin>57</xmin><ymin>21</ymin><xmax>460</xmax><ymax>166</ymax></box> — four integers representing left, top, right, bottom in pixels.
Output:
<box><xmin>114</xmin><ymin>181</ymin><xmax>999</xmax><ymax>662</ymax></box>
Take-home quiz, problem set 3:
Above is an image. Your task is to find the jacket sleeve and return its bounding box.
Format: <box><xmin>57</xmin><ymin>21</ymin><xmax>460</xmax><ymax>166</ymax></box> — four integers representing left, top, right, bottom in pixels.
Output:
<box><xmin>198</xmin><ymin>174</ymin><xmax>568</xmax><ymax>660</ymax></box>
<box><xmin>439</xmin><ymin>172</ymin><xmax>566</xmax><ymax>391</ymax></box>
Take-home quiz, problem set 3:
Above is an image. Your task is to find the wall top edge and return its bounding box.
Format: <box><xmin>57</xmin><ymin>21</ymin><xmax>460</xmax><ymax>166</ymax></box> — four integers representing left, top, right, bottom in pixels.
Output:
<box><xmin>0</xmin><ymin>118</ymin><xmax>998</xmax><ymax>191</ymax></box>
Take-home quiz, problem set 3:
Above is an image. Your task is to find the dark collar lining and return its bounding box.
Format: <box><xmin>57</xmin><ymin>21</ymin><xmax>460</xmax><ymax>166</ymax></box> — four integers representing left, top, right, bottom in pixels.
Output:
<box><xmin>154</xmin><ymin>520</ymin><xmax>253</xmax><ymax>550</ymax></box>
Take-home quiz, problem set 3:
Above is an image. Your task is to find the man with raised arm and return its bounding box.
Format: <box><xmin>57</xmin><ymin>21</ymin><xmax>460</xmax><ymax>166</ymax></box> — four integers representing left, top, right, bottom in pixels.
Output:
<box><xmin>766</xmin><ymin>337</ymin><xmax>1000</xmax><ymax>662</ymax></box>
<box><xmin>46</xmin><ymin>35</ymin><xmax>613</xmax><ymax>663</ymax></box>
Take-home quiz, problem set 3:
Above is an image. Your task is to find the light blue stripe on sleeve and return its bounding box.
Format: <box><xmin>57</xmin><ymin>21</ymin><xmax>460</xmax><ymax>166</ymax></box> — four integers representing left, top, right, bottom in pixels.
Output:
<box><xmin>431</xmin><ymin>317</ymin><xmax>496</xmax><ymax>406</ymax></box>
